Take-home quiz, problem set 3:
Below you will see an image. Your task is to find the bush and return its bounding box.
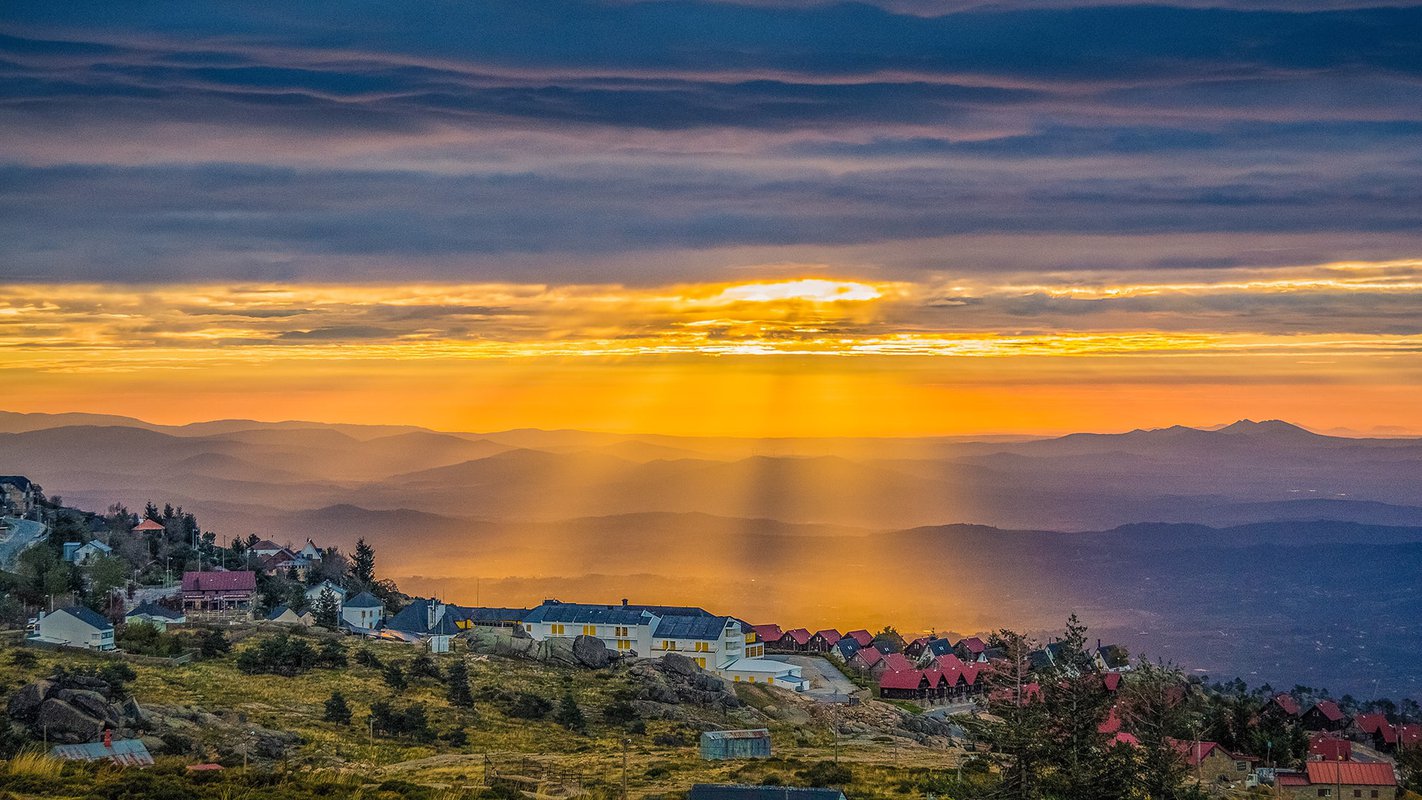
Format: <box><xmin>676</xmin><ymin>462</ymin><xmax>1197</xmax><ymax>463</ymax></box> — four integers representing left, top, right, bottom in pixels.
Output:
<box><xmin>408</xmin><ymin>652</ymin><xmax>440</xmax><ymax>680</ymax></box>
<box><xmin>554</xmin><ymin>690</ymin><xmax>587</xmax><ymax>734</ymax></box>
<box><xmin>446</xmin><ymin>659</ymin><xmax>474</xmax><ymax>708</ymax></box>
<box><xmin>369</xmin><ymin>701</ymin><xmax>434</xmax><ymax>741</ymax></box>
<box><xmin>354</xmin><ymin>648</ymin><xmax>383</xmax><ymax>669</ymax></box>
<box><xmin>315</xmin><ymin>639</ymin><xmax>346</xmax><ymax>668</ymax></box>
<box><xmin>10</xmin><ymin>650</ymin><xmax>37</xmax><ymax>668</ymax></box>
<box><xmin>197</xmin><ymin>629</ymin><xmax>230</xmax><ymax>658</ymax></box>
<box><xmin>499</xmin><ymin>691</ymin><xmax>552</xmax><ymax>719</ymax></box>
<box><xmin>382</xmin><ymin>663</ymin><xmax>407</xmax><ymax>692</ymax></box>
<box><xmin>797</xmin><ymin>761</ymin><xmax>853</xmax><ymax>788</ymax></box>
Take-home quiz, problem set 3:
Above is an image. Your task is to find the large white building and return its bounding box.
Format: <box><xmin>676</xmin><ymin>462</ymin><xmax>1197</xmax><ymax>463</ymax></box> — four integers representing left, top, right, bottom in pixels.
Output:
<box><xmin>31</xmin><ymin>607</ymin><xmax>115</xmax><ymax>651</ymax></box>
<box><xmin>520</xmin><ymin>600</ymin><xmax>806</xmax><ymax>691</ymax></box>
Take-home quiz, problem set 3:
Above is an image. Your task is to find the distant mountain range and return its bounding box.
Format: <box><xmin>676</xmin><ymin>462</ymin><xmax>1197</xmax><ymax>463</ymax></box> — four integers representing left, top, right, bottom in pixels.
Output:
<box><xmin>4</xmin><ymin>410</ymin><xmax>1422</xmax><ymax>694</ymax></box>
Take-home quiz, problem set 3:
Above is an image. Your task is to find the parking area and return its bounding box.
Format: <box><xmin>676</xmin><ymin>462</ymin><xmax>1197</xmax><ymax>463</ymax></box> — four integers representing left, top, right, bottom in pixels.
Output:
<box><xmin>770</xmin><ymin>654</ymin><xmax>863</xmax><ymax>703</ymax></box>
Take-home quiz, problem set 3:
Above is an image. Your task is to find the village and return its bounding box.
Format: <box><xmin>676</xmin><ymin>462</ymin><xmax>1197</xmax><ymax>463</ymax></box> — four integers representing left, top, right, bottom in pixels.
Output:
<box><xmin>4</xmin><ymin>477</ymin><xmax>1422</xmax><ymax>798</ymax></box>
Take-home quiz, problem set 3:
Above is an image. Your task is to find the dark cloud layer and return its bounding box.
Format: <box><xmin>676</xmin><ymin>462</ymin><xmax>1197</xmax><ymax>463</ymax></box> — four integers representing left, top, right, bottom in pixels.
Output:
<box><xmin>1</xmin><ymin>1</ymin><xmax>1421</xmax><ymax>282</ymax></box>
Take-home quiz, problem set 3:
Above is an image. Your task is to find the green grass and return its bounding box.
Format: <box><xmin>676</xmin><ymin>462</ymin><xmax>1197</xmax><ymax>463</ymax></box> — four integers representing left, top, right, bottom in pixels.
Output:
<box><xmin>0</xmin><ymin>632</ymin><xmax>967</xmax><ymax>799</ymax></box>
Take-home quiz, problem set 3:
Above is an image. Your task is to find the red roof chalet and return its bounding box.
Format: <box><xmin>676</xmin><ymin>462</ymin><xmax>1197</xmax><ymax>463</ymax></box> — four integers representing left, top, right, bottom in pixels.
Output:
<box><xmin>879</xmin><ymin>669</ymin><xmax>925</xmax><ymax>691</ymax></box>
<box><xmin>1170</xmin><ymin>740</ymin><xmax>1255</xmax><ymax>768</ymax></box>
<box><xmin>959</xmin><ymin>636</ymin><xmax>986</xmax><ymax>654</ymax></box>
<box><xmin>881</xmin><ymin>653</ymin><xmax>916</xmax><ymax>673</ymax></box>
<box><xmin>1309</xmin><ymin>733</ymin><xmax>1352</xmax><ymax>762</ymax></box>
<box><xmin>811</xmin><ymin>629</ymin><xmax>841</xmax><ymax>646</ymax></box>
<box><xmin>1270</xmin><ymin>693</ymin><xmax>1301</xmax><ymax>716</ymax></box>
<box><xmin>852</xmin><ymin>647</ymin><xmax>882</xmax><ymax>668</ymax></box>
<box><xmin>1311</xmin><ymin>700</ymin><xmax>1345</xmax><ymax>722</ymax></box>
<box><xmin>780</xmin><ymin>628</ymin><xmax>811</xmax><ymax>646</ymax></box>
<box><xmin>1354</xmin><ymin>713</ymin><xmax>1398</xmax><ymax>746</ymax></box>
<box><xmin>181</xmin><ymin>570</ymin><xmax>256</xmax><ymax>611</ymax></box>
<box><xmin>844</xmin><ymin>629</ymin><xmax>873</xmax><ymax>647</ymax></box>
<box><xmin>132</xmin><ymin>518</ymin><xmax>165</xmax><ymax>533</ymax></box>
<box><xmin>751</xmin><ymin>624</ymin><xmax>783</xmax><ymax>643</ymax></box>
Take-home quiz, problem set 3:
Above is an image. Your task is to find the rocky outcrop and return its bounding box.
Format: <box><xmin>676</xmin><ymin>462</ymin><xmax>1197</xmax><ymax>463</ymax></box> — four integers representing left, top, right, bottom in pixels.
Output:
<box><xmin>571</xmin><ymin>635</ymin><xmax>613</xmax><ymax>669</ymax></box>
<box><xmin>625</xmin><ymin>653</ymin><xmax>742</xmax><ymax>717</ymax></box>
<box><xmin>6</xmin><ymin>674</ymin><xmax>146</xmax><ymax>744</ymax></box>
<box><xmin>466</xmin><ymin>629</ymin><xmax>617</xmax><ymax>669</ymax></box>
<box><xmin>36</xmin><ymin>698</ymin><xmax>106</xmax><ymax>744</ymax></box>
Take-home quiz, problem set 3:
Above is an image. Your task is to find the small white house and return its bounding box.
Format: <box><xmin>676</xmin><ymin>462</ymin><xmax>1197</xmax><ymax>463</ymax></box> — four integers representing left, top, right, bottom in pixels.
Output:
<box><xmin>341</xmin><ymin>591</ymin><xmax>385</xmax><ymax>631</ymax></box>
<box><xmin>31</xmin><ymin>607</ymin><xmax>116</xmax><ymax>650</ymax></box>
<box><xmin>124</xmin><ymin>602</ymin><xmax>186</xmax><ymax>632</ymax></box>
<box><xmin>298</xmin><ymin>540</ymin><xmax>323</xmax><ymax>562</ymax></box>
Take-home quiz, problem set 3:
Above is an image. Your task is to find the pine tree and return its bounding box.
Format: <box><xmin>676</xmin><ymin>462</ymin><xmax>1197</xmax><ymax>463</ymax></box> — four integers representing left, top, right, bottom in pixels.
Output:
<box><xmin>324</xmin><ymin>691</ymin><xmax>352</xmax><ymax>725</ymax></box>
<box><xmin>446</xmin><ymin>659</ymin><xmax>474</xmax><ymax>708</ymax></box>
<box><xmin>314</xmin><ymin>589</ymin><xmax>340</xmax><ymax>629</ymax></box>
<box><xmin>383</xmin><ymin>663</ymin><xmax>407</xmax><ymax>692</ymax></box>
<box><xmin>353</xmin><ymin>538</ymin><xmax>376</xmax><ymax>585</ymax></box>
<box><xmin>961</xmin><ymin>629</ymin><xmax>1051</xmax><ymax>800</ymax></box>
<box><xmin>555</xmin><ymin>689</ymin><xmax>586</xmax><ymax>734</ymax></box>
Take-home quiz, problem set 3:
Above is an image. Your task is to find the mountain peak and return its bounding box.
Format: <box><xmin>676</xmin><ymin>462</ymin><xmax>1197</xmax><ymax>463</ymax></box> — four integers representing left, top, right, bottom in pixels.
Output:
<box><xmin>1217</xmin><ymin>419</ymin><xmax>1315</xmax><ymax>437</ymax></box>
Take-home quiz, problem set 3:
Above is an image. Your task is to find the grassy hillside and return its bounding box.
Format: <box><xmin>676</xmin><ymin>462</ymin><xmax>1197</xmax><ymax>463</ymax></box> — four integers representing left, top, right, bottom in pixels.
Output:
<box><xmin>0</xmin><ymin>632</ymin><xmax>970</xmax><ymax>799</ymax></box>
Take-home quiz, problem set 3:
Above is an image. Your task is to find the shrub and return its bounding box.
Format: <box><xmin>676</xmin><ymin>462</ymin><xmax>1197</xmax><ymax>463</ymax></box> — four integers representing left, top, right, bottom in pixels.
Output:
<box><xmin>446</xmin><ymin>659</ymin><xmax>474</xmax><ymax>708</ymax></box>
<box><xmin>324</xmin><ymin>691</ymin><xmax>352</xmax><ymax>725</ymax></box>
<box><xmin>500</xmin><ymin>691</ymin><xmax>552</xmax><ymax>719</ymax></box>
<box><xmin>554</xmin><ymin>691</ymin><xmax>587</xmax><ymax>734</ymax></box>
<box><xmin>382</xmin><ymin>663</ymin><xmax>407</xmax><ymax>692</ymax></box>
<box><xmin>316</xmin><ymin>639</ymin><xmax>347</xmax><ymax>668</ymax></box>
<box><xmin>797</xmin><ymin>761</ymin><xmax>853</xmax><ymax>788</ymax></box>
<box><xmin>408</xmin><ymin>652</ymin><xmax>440</xmax><ymax>680</ymax></box>
<box><xmin>235</xmin><ymin>633</ymin><xmax>318</xmax><ymax>676</ymax></box>
<box><xmin>354</xmin><ymin>648</ymin><xmax>383</xmax><ymax>669</ymax></box>
<box><xmin>369</xmin><ymin>701</ymin><xmax>434</xmax><ymax>741</ymax></box>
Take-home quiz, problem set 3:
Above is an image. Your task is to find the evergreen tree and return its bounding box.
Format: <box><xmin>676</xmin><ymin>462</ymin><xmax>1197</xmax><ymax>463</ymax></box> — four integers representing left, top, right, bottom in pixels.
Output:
<box><xmin>409</xmin><ymin>652</ymin><xmax>440</xmax><ymax>680</ymax></box>
<box><xmin>963</xmin><ymin>629</ymin><xmax>1051</xmax><ymax>800</ymax></box>
<box><xmin>143</xmin><ymin>501</ymin><xmax>160</xmax><ymax>521</ymax></box>
<box><xmin>555</xmin><ymin>688</ymin><xmax>587</xmax><ymax>733</ymax></box>
<box><xmin>383</xmin><ymin>663</ymin><xmax>407</xmax><ymax>692</ymax></box>
<box><xmin>446</xmin><ymin>659</ymin><xmax>474</xmax><ymax>708</ymax></box>
<box><xmin>324</xmin><ymin>691</ymin><xmax>352</xmax><ymax>725</ymax></box>
<box><xmin>353</xmin><ymin>538</ymin><xmax>376</xmax><ymax>584</ymax></box>
<box><xmin>313</xmin><ymin>588</ymin><xmax>340</xmax><ymax>629</ymax></box>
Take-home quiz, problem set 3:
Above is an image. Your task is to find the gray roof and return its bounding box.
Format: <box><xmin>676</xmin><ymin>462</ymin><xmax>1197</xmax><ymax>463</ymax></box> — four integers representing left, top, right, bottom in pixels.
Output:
<box><xmin>385</xmin><ymin>597</ymin><xmax>461</xmax><ymax>636</ymax></box>
<box><xmin>344</xmin><ymin>591</ymin><xmax>383</xmax><ymax>608</ymax></box>
<box><xmin>266</xmin><ymin>605</ymin><xmax>305</xmax><ymax>621</ymax></box>
<box><xmin>56</xmin><ymin>606</ymin><xmax>112</xmax><ymax>631</ymax></box>
<box><xmin>126</xmin><ymin>602</ymin><xmax>183</xmax><ymax>621</ymax></box>
<box><xmin>462</xmin><ymin>606</ymin><xmax>531</xmax><ymax>623</ymax></box>
<box><xmin>51</xmin><ymin>739</ymin><xmax>153</xmax><ymax>766</ymax></box>
<box><xmin>653</xmin><ymin>614</ymin><xmax>734</xmax><ymax>641</ymax></box>
<box><xmin>688</xmin><ymin>786</ymin><xmax>845</xmax><ymax>800</ymax></box>
<box><xmin>523</xmin><ymin>602</ymin><xmax>654</xmax><ymax>627</ymax></box>
<box><xmin>0</xmin><ymin>476</ymin><xmax>33</xmax><ymax>490</ymax></box>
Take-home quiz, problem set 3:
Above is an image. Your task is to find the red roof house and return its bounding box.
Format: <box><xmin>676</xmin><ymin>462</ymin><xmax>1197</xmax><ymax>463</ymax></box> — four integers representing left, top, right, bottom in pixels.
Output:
<box><xmin>958</xmin><ymin>636</ymin><xmax>986</xmax><ymax>655</ymax></box>
<box><xmin>844</xmin><ymin>629</ymin><xmax>873</xmax><ymax>647</ymax></box>
<box><xmin>1309</xmin><ymin>733</ymin><xmax>1352</xmax><ymax>762</ymax></box>
<box><xmin>750</xmin><ymin>624</ymin><xmax>783</xmax><ymax>644</ymax></box>
<box><xmin>181</xmin><ymin>570</ymin><xmax>256</xmax><ymax>611</ymax></box>
<box><xmin>132</xmin><ymin>518</ymin><xmax>165</xmax><ymax>533</ymax></box>
<box><xmin>808</xmin><ymin>629</ymin><xmax>842</xmax><ymax>651</ymax></box>
<box><xmin>777</xmin><ymin>628</ymin><xmax>812</xmax><ymax>650</ymax></box>
<box><xmin>1303</xmin><ymin>761</ymin><xmax>1397</xmax><ymax>789</ymax></box>
<box><xmin>1269</xmin><ymin>693</ymin><xmax>1301</xmax><ymax>717</ymax></box>
<box><xmin>881</xmin><ymin>653</ymin><xmax>916</xmax><ymax>674</ymax></box>
<box><xmin>850</xmin><ymin>646</ymin><xmax>882</xmax><ymax>672</ymax></box>
<box><xmin>1303</xmin><ymin>700</ymin><xmax>1349</xmax><ymax>732</ymax></box>
<box><xmin>1399</xmin><ymin>724</ymin><xmax>1421</xmax><ymax>750</ymax></box>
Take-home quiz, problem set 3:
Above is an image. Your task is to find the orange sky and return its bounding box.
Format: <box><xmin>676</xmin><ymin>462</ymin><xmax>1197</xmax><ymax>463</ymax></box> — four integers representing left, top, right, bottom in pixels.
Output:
<box><xmin>4</xmin><ymin>272</ymin><xmax>1421</xmax><ymax>436</ymax></box>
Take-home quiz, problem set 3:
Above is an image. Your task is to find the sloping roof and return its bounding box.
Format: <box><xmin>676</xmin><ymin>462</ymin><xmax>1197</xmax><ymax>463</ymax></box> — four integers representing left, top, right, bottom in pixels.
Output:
<box><xmin>51</xmin><ymin>739</ymin><xmax>153</xmax><ymax>766</ymax></box>
<box><xmin>461</xmin><ymin>606</ymin><xmax>530</xmax><ymax>623</ymax></box>
<box><xmin>655</xmin><ymin>615</ymin><xmax>733</xmax><ymax>641</ymax></box>
<box><xmin>935</xmin><ymin>653</ymin><xmax>965</xmax><ymax>672</ymax></box>
<box><xmin>523</xmin><ymin>601</ymin><xmax>654</xmax><ymax>627</ymax></box>
<box><xmin>882</xmin><ymin>653</ymin><xmax>915</xmax><ymax>673</ymax></box>
<box><xmin>844</xmin><ymin>629</ymin><xmax>873</xmax><ymax>647</ymax></box>
<box><xmin>812</xmin><ymin>629</ymin><xmax>841</xmax><ymax>645</ymax></box>
<box><xmin>926</xmin><ymin>638</ymin><xmax>954</xmax><ymax>657</ymax></box>
<box><xmin>132</xmin><ymin>519</ymin><xmax>165</xmax><ymax>532</ymax></box>
<box><xmin>126</xmin><ymin>602</ymin><xmax>183</xmax><ymax>621</ymax></box>
<box><xmin>781</xmin><ymin>628</ymin><xmax>811</xmax><ymax>645</ymax></box>
<box><xmin>266</xmin><ymin>605</ymin><xmax>309</xmax><ymax>621</ymax></box>
<box><xmin>688</xmin><ymin>785</ymin><xmax>845</xmax><ymax>800</ymax></box>
<box><xmin>1102</xmin><ymin>672</ymin><xmax>1122</xmax><ymax>692</ymax></box>
<box><xmin>250</xmin><ymin>539</ymin><xmax>283</xmax><ymax>550</ymax></box>
<box><xmin>879</xmin><ymin>669</ymin><xmax>925</xmax><ymax>690</ymax></box>
<box><xmin>1096</xmin><ymin>644</ymin><xmax>1130</xmax><ymax>670</ymax></box>
<box><xmin>343</xmin><ymin>591</ymin><xmax>384</xmax><ymax>609</ymax></box>
<box><xmin>78</xmin><ymin>540</ymin><xmax>113</xmax><ymax>553</ymax></box>
<box><xmin>1353</xmin><ymin>712</ymin><xmax>1390</xmax><ymax>736</ymax></box>
<box><xmin>1271</xmin><ymin>693</ymin><xmax>1301</xmax><ymax>716</ymax></box>
<box><xmin>1304</xmin><ymin>762</ymin><xmax>1396</xmax><ymax>786</ymax></box>
<box><xmin>959</xmin><ymin>636</ymin><xmax>986</xmax><ymax>654</ymax></box>
<box><xmin>1309</xmin><ymin>700</ymin><xmax>1345</xmax><ymax>722</ymax></box>
<box><xmin>306</xmin><ymin>580</ymin><xmax>346</xmax><ymax>596</ymax></box>
<box><xmin>1309</xmin><ymin>733</ymin><xmax>1352</xmax><ymax>761</ymax></box>
<box><xmin>55</xmin><ymin>606</ymin><xmax>112</xmax><ymax>631</ymax></box>
<box><xmin>1399</xmin><ymin>723</ymin><xmax>1422</xmax><ymax>748</ymax></box>
<box><xmin>0</xmin><ymin>475</ymin><xmax>33</xmax><ymax>490</ymax></box>
<box><xmin>834</xmin><ymin>638</ymin><xmax>861</xmax><ymax>658</ymax></box>
<box><xmin>182</xmin><ymin>570</ymin><xmax>256</xmax><ymax>592</ymax></box>
<box><xmin>852</xmin><ymin>647</ymin><xmax>882</xmax><ymax>667</ymax></box>
<box><xmin>751</xmin><ymin>624</ymin><xmax>782</xmax><ymax>642</ymax></box>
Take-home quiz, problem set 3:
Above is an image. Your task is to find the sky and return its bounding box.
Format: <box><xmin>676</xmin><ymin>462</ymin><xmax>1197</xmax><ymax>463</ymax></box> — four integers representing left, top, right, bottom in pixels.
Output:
<box><xmin>3</xmin><ymin>1</ymin><xmax>1422</xmax><ymax>436</ymax></box>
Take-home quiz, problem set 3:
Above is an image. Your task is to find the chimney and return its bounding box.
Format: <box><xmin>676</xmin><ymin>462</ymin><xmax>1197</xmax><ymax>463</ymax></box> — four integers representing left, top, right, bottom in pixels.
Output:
<box><xmin>427</xmin><ymin>600</ymin><xmax>437</xmax><ymax>630</ymax></box>
<box><xmin>1097</xmin><ymin>639</ymin><xmax>1102</xmax><ymax>651</ymax></box>
<box><xmin>103</xmin><ymin>729</ymin><xmax>113</xmax><ymax>749</ymax></box>
<box><xmin>621</xmin><ymin>598</ymin><xmax>628</xmax><ymax>607</ymax></box>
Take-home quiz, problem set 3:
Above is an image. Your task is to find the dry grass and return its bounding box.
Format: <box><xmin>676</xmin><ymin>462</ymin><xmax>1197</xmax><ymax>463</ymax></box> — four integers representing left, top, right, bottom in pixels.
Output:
<box><xmin>5</xmin><ymin>749</ymin><xmax>65</xmax><ymax>780</ymax></box>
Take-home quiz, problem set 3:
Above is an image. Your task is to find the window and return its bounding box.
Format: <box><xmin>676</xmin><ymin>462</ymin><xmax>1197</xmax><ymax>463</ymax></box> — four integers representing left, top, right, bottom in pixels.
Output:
<box><xmin>661</xmin><ymin>640</ymin><xmax>676</xmax><ymax>651</ymax></box>
<box><xmin>695</xmin><ymin>641</ymin><xmax>710</xmax><ymax>652</ymax></box>
<box><xmin>525</xmin><ymin>623</ymin><xmax>532</xmax><ymax>631</ymax></box>
<box><xmin>733</xmin><ymin>675</ymin><xmax>741</xmax><ymax>682</ymax></box>
<box><xmin>550</xmin><ymin>623</ymin><xmax>565</xmax><ymax>635</ymax></box>
<box><xmin>767</xmin><ymin>677</ymin><xmax>774</xmax><ymax>684</ymax></box>
<box><xmin>582</xmin><ymin>625</ymin><xmax>597</xmax><ymax>636</ymax></box>
<box><xmin>1352</xmin><ymin>791</ymin><xmax>1361</xmax><ymax>798</ymax></box>
<box><xmin>616</xmin><ymin>639</ymin><xmax>631</xmax><ymax>651</ymax></box>
<box><xmin>696</xmin><ymin>657</ymin><xmax>706</xmax><ymax>669</ymax></box>
<box><xmin>615</xmin><ymin>626</ymin><xmax>630</xmax><ymax>638</ymax></box>
<box><xmin>1318</xmin><ymin>790</ymin><xmax>1330</xmax><ymax>798</ymax></box>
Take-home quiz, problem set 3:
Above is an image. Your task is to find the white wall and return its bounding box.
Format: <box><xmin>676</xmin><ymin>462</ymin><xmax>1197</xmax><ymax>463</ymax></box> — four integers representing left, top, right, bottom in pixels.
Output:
<box><xmin>36</xmin><ymin>611</ymin><xmax>114</xmax><ymax>650</ymax></box>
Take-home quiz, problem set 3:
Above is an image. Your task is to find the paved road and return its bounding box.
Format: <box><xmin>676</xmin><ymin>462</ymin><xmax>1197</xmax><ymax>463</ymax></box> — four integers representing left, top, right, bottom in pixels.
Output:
<box><xmin>0</xmin><ymin>517</ymin><xmax>47</xmax><ymax>569</ymax></box>
<box><xmin>773</xmin><ymin>654</ymin><xmax>862</xmax><ymax>702</ymax></box>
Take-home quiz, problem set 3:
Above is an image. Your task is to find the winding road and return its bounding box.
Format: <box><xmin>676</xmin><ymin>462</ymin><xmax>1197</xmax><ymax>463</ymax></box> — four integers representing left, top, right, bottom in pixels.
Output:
<box><xmin>0</xmin><ymin>517</ymin><xmax>47</xmax><ymax>570</ymax></box>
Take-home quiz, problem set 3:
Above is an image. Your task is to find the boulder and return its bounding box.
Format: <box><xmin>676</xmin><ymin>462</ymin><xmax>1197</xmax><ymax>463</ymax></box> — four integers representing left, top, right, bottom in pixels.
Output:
<box><xmin>661</xmin><ymin>653</ymin><xmax>698</xmax><ymax>677</ymax></box>
<box><xmin>6</xmin><ymin>679</ymin><xmax>54</xmax><ymax>723</ymax></box>
<box><xmin>54</xmin><ymin>689</ymin><xmax>119</xmax><ymax>727</ymax></box>
<box><xmin>538</xmin><ymin>637</ymin><xmax>579</xmax><ymax>668</ymax></box>
<box><xmin>35</xmin><ymin>698</ymin><xmax>105</xmax><ymax>744</ymax></box>
<box><xmin>571</xmin><ymin>635</ymin><xmax>613</xmax><ymax>669</ymax></box>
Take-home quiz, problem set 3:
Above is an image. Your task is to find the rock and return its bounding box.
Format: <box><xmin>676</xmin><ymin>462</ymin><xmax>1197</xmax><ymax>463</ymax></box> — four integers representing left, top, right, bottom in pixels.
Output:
<box><xmin>6</xmin><ymin>679</ymin><xmax>54</xmax><ymax>723</ymax></box>
<box><xmin>36</xmin><ymin>698</ymin><xmax>105</xmax><ymax>744</ymax></box>
<box><xmin>571</xmin><ymin>635</ymin><xmax>613</xmax><ymax>669</ymax></box>
<box><xmin>54</xmin><ymin>689</ymin><xmax>119</xmax><ymax>727</ymax></box>
<box><xmin>538</xmin><ymin>637</ymin><xmax>578</xmax><ymax>667</ymax></box>
<box><xmin>661</xmin><ymin>653</ymin><xmax>698</xmax><ymax>677</ymax></box>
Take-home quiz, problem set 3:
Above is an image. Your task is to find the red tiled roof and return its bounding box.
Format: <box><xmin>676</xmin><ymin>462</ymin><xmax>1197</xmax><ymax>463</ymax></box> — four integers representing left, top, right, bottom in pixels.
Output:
<box><xmin>1271</xmin><ymin>693</ymin><xmax>1301</xmax><ymax>716</ymax></box>
<box><xmin>181</xmin><ymin>570</ymin><xmax>256</xmax><ymax>592</ymax></box>
<box><xmin>812</xmin><ymin>629</ymin><xmax>841</xmax><ymax>645</ymax></box>
<box><xmin>751</xmin><ymin>624</ymin><xmax>782</xmax><ymax>643</ymax></box>
<box><xmin>1304</xmin><ymin>762</ymin><xmax>1396</xmax><ymax>787</ymax></box>
<box><xmin>882</xmin><ymin>653</ymin><xmax>915</xmax><ymax>673</ymax></box>
<box><xmin>1102</xmin><ymin>672</ymin><xmax>1122</xmax><ymax>692</ymax></box>
<box><xmin>959</xmin><ymin>663</ymin><xmax>981</xmax><ymax>685</ymax></box>
<box><xmin>250</xmin><ymin>539</ymin><xmax>283</xmax><ymax>550</ymax></box>
<box><xmin>845</xmin><ymin>629</ymin><xmax>873</xmax><ymax>647</ymax></box>
<box><xmin>782</xmin><ymin>628</ymin><xmax>811</xmax><ymax>645</ymax></box>
<box><xmin>853</xmin><ymin>647</ymin><xmax>882</xmax><ymax>667</ymax></box>
<box><xmin>1399</xmin><ymin>724</ymin><xmax>1422</xmax><ymax>748</ymax></box>
<box><xmin>1276</xmin><ymin>773</ymin><xmax>1309</xmax><ymax>787</ymax></box>
<box><xmin>879</xmin><ymin>669</ymin><xmax>924</xmax><ymax>691</ymax></box>
<box><xmin>908</xmin><ymin>636</ymin><xmax>930</xmax><ymax>648</ymax></box>
<box><xmin>132</xmin><ymin>519</ymin><xmax>164</xmax><ymax>532</ymax></box>
<box><xmin>1309</xmin><ymin>734</ymin><xmax>1351</xmax><ymax>761</ymax></box>
<box><xmin>1353</xmin><ymin>712</ymin><xmax>1398</xmax><ymax>744</ymax></box>
<box><xmin>1310</xmin><ymin>700</ymin><xmax>1345</xmax><ymax>722</ymax></box>
<box><xmin>935</xmin><ymin>653</ymin><xmax>965</xmax><ymax>672</ymax></box>
<box><xmin>959</xmin><ymin>636</ymin><xmax>986</xmax><ymax>654</ymax></box>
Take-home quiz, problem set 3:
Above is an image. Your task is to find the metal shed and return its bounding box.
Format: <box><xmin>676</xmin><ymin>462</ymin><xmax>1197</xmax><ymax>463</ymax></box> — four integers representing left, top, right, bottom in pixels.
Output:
<box><xmin>700</xmin><ymin>728</ymin><xmax>772</xmax><ymax>760</ymax></box>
